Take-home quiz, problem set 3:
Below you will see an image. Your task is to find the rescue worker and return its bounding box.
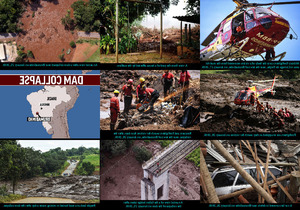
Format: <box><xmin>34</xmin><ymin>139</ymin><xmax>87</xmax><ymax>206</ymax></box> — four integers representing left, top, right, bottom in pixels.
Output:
<box><xmin>250</xmin><ymin>92</ymin><xmax>255</xmax><ymax>106</ymax></box>
<box><xmin>136</xmin><ymin>77</ymin><xmax>146</xmax><ymax>103</ymax></box>
<box><xmin>161</xmin><ymin>70</ymin><xmax>174</xmax><ymax>98</ymax></box>
<box><xmin>142</xmin><ymin>85</ymin><xmax>160</xmax><ymax>112</ymax></box>
<box><xmin>236</xmin><ymin>22</ymin><xmax>244</xmax><ymax>39</ymax></box>
<box><xmin>179</xmin><ymin>70</ymin><xmax>191</xmax><ymax>102</ymax></box>
<box><xmin>265</xmin><ymin>48</ymin><xmax>275</xmax><ymax>61</ymax></box>
<box><xmin>120</xmin><ymin>79</ymin><xmax>135</xmax><ymax>114</ymax></box>
<box><xmin>110</xmin><ymin>90</ymin><xmax>120</xmax><ymax>130</ymax></box>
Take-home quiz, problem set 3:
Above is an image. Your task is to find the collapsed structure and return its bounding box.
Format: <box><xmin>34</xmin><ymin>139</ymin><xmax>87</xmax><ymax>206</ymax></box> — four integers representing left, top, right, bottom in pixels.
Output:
<box><xmin>141</xmin><ymin>140</ymin><xmax>200</xmax><ymax>200</ymax></box>
<box><xmin>200</xmin><ymin>140</ymin><xmax>300</xmax><ymax>203</ymax></box>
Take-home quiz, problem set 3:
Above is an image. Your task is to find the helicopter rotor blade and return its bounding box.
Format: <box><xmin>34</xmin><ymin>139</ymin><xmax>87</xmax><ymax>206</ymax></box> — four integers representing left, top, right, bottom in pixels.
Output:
<box><xmin>244</xmin><ymin>1</ymin><xmax>300</xmax><ymax>7</ymax></box>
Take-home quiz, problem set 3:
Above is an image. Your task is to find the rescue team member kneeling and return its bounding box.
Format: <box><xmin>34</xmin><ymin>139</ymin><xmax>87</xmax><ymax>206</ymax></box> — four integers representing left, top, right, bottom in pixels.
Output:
<box><xmin>142</xmin><ymin>85</ymin><xmax>160</xmax><ymax>112</ymax></box>
<box><xmin>110</xmin><ymin>90</ymin><xmax>120</xmax><ymax>130</ymax></box>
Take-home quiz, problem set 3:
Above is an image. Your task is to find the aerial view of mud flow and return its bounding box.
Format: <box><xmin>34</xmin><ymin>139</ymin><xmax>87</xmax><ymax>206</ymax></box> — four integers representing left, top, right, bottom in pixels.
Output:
<box><xmin>100</xmin><ymin>140</ymin><xmax>200</xmax><ymax>200</ymax></box>
<box><xmin>0</xmin><ymin>0</ymin><xmax>101</xmax><ymax>62</ymax></box>
<box><xmin>0</xmin><ymin>0</ymin><xmax>199</xmax><ymax>63</ymax></box>
<box><xmin>0</xmin><ymin>140</ymin><xmax>100</xmax><ymax>203</ymax></box>
<box><xmin>200</xmin><ymin>0</ymin><xmax>300</xmax><ymax>61</ymax></box>
<box><xmin>200</xmin><ymin>140</ymin><xmax>300</xmax><ymax>204</ymax></box>
<box><xmin>100</xmin><ymin>70</ymin><xmax>200</xmax><ymax>130</ymax></box>
<box><xmin>200</xmin><ymin>70</ymin><xmax>300</xmax><ymax>132</ymax></box>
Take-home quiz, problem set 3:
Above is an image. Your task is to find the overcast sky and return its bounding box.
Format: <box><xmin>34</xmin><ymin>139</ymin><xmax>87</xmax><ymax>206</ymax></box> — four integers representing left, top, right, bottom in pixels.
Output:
<box><xmin>18</xmin><ymin>140</ymin><xmax>100</xmax><ymax>152</ymax></box>
<box><xmin>141</xmin><ymin>0</ymin><xmax>197</xmax><ymax>29</ymax></box>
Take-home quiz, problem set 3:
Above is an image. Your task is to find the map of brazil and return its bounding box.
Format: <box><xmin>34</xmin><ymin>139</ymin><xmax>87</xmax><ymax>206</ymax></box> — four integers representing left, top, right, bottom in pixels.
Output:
<box><xmin>0</xmin><ymin>70</ymin><xmax>100</xmax><ymax>139</ymax></box>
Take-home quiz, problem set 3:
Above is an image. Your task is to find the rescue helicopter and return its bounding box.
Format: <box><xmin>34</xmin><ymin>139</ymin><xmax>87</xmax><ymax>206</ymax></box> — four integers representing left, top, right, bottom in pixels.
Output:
<box><xmin>200</xmin><ymin>0</ymin><xmax>299</xmax><ymax>61</ymax></box>
<box><xmin>234</xmin><ymin>76</ymin><xmax>277</xmax><ymax>105</ymax></box>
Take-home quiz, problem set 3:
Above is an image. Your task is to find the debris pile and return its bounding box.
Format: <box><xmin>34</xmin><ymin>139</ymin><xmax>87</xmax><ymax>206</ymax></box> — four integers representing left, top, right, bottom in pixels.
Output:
<box><xmin>200</xmin><ymin>140</ymin><xmax>300</xmax><ymax>204</ymax></box>
<box><xmin>100</xmin><ymin>70</ymin><xmax>200</xmax><ymax>130</ymax></box>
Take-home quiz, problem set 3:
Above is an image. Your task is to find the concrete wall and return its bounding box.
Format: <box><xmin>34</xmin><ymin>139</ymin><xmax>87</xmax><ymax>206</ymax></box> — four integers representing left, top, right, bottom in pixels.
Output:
<box><xmin>141</xmin><ymin>169</ymin><xmax>169</xmax><ymax>200</ymax></box>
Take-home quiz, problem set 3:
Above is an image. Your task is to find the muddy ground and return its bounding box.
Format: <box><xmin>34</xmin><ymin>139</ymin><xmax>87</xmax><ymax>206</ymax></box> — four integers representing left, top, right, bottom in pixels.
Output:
<box><xmin>0</xmin><ymin>175</ymin><xmax>100</xmax><ymax>201</ymax></box>
<box><xmin>100</xmin><ymin>70</ymin><xmax>200</xmax><ymax>130</ymax></box>
<box><xmin>100</xmin><ymin>141</ymin><xmax>200</xmax><ymax>200</ymax></box>
<box><xmin>16</xmin><ymin>0</ymin><xmax>79</xmax><ymax>62</ymax></box>
<box><xmin>200</xmin><ymin>73</ymin><xmax>300</xmax><ymax>132</ymax></box>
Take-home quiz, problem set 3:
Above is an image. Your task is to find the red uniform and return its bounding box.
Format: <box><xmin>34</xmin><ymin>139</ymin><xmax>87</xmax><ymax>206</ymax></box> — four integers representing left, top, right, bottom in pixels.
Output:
<box><xmin>110</xmin><ymin>96</ymin><xmax>120</xmax><ymax>124</ymax></box>
<box><xmin>179</xmin><ymin>71</ymin><xmax>191</xmax><ymax>84</ymax></box>
<box><xmin>136</xmin><ymin>84</ymin><xmax>146</xmax><ymax>98</ymax></box>
<box><xmin>145</xmin><ymin>88</ymin><xmax>155</xmax><ymax>97</ymax></box>
<box><xmin>162</xmin><ymin>72</ymin><xmax>174</xmax><ymax>80</ymax></box>
<box><xmin>122</xmin><ymin>84</ymin><xmax>134</xmax><ymax>96</ymax></box>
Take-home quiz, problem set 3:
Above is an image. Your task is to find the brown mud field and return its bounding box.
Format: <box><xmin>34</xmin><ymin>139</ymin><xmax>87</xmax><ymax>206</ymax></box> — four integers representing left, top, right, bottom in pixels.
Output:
<box><xmin>16</xmin><ymin>0</ymin><xmax>79</xmax><ymax>62</ymax></box>
<box><xmin>0</xmin><ymin>175</ymin><xmax>100</xmax><ymax>201</ymax></box>
<box><xmin>200</xmin><ymin>73</ymin><xmax>300</xmax><ymax>132</ymax></box>
<box><xmin>100</xmin><ymin>141</ymin><xmax>200</xmax><ymax>200</ymax></box>
<box><xmin>100</xmin><ymin>70</ymin><xmax>200</xmax><ymax>130</ymax></box>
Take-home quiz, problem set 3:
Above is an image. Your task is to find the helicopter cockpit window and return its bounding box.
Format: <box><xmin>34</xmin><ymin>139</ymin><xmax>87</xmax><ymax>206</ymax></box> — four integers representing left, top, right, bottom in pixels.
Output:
<box><xmin>223</xmin><ymin>20</ymin><xmax>231</xmax><ymax>33</ymax></box>
<box><xmin>255</xmin><ymin>7</ymin><xmax>278</xmax><ymax>19</ymax></box>
<box><xmin>239</xmin><ymin>92</ymin><xmax>248</xmax><ymax>100</ymax></box>
<box><xmin>245</xmin><ymin>10</ymin><xmax>254</xmax><ymax>21</ymax></box>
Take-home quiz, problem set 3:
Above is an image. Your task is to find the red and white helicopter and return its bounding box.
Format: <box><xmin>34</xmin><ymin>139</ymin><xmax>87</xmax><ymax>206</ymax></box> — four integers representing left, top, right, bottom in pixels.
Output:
<box><xmin>200</xmin><ymin>0</ymin><xmax>299</xmax><ymax>61</ymax></box>
<box><xmin>234</xmin><ymin>76</ymin><xmax>277</xmax><ymax>105</ymax></box>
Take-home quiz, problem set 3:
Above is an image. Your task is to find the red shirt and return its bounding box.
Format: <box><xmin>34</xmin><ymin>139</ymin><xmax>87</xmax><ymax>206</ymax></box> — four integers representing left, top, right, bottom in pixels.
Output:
<box><xmin>136</xmin><ymin>84</ymin><xmax>146</xmax><ymax>98</ymax></box>
<box><xmin>145</xmin><ymin>88</ymin><xmax>155</xmax><ymax>97</ymax></box>
<box><xmin>110</xmin><ymin>96</ymin><xmax>120</xmax><ymax>112</ymax></box>
<box><xmin>162</xmin><ymin>72</ymin><xmax>174</xmax><ymax>79</ymax></box>
<box><xmin>179</xmin><ymin>71</ymin><xmax>191</xmax><ymax>83</ymax></box>
<box><xmin>122</xmin><ymin>84</ymin><xmax>134</xmax><ymax>96</ymax></box>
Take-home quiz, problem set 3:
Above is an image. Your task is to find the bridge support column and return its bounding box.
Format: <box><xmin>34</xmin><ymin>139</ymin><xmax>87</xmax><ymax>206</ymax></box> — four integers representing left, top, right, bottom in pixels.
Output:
<box><xmin>141</xmin><ymin>169</ymin><xmax>169</xmax><ymax>200</ymax></box>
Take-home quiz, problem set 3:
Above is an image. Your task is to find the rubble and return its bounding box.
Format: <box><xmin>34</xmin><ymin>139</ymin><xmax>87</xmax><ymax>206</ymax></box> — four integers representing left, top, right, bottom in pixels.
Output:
<box><xmin>200</xmin><ymin>140</ymin><xmax>300</xmax><ymax>204</ymax></box>
<box><xmin>100</xmin><ymin>70</ymin><xmax>200</xmax><ymax>130</ymax></box>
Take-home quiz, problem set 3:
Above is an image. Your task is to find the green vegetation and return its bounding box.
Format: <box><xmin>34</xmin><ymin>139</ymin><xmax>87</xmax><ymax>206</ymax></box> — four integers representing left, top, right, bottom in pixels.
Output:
<box><xmin>0</xmin><ymin>194</ymin><xmax>26</xmax><ymax>203</ymax></box>
<box><xmin>0</xmin><ymin>0</ymin><xmax>23</xmax><ymax>33</ymax></box>
<box><xmin>186</xmin><ymin>147</ymin><xmax>200</xmax><ymax>168</ymax></box>
<box><xmin>132</xmin><ymin>145</ymin><xmax>152</xmax><ymax>164</ymax></box>
<box><xmin>58</xmin><ymin>53</ymin><xmax>65</xmax><ymax>61</ymax></box>
<box><xmin>69</xmin><ymin>40</ymin><xmax>76</xmax><ymax>48</ymax></box>
<box><xmin>74</xmin><ymin>154</ymin><xmax>99</xmax><ymax>175</ymax></box>
<box><xmin>85</xmin><ymin>47</ymin><xmax>100</xmax><ymax>62</ymax></box>
<box><xmin>0</xmin><ymin>141</ymin><xmax>99</xmax><ymax>195</ymax></box>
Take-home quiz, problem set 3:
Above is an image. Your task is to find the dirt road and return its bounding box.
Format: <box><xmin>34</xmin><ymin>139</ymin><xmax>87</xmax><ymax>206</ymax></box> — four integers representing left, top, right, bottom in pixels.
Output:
<box><xmin>10</xmin><ymin>197</ymin><xmax>75</xmax><ymax>203</ymax></box>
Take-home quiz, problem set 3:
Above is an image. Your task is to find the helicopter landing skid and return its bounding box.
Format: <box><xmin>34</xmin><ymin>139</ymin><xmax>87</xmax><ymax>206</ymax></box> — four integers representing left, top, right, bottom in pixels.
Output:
<box><xmin>210</xmin><ymin>37</ymin><xmax>249</xmax><ymax>61</ymax></box>
<box><xmin>259</xmin><ymin>52</ymin><xmax>286</xmax><ymax>61</ymax></box>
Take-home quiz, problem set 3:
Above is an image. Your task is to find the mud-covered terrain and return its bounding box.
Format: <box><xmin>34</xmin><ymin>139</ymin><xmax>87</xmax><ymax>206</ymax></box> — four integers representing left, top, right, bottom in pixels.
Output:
<box><xmin>100</xmin><ymin>70</ymin><xmax>200</xmax><ymax>130</ymax></box>
<box><xmin>200</xmin><ymin>73</ymin><xmax>300</xmax><ymax>132</ymax></box>
<box><xmin>100</xmin><ymin>141</ymin><xmax>200</xmax><ymax>200</ymax></box>
<box><xmin>0</xmin><ymin>176</ymin><xmax>100</xmax><ymax>201</ymax></box>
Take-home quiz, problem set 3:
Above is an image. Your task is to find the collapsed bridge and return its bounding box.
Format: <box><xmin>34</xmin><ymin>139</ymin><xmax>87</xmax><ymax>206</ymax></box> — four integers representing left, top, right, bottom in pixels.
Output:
<box><xmin>141</xmin><ymin>140</ymin><xmax>200</xmax><ymax>200</ymax></box>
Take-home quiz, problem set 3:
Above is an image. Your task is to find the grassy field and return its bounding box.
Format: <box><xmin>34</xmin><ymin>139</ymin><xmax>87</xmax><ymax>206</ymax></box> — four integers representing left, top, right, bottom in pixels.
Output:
<box><xmin>81</xmin><ymin>154</ymin><xmax>100</xmax><ymax>172</ymax></box>
<box><xmin>85</xmin><ymin>47</ymin><xmax>100</xmax><ymax>62</ymax></box>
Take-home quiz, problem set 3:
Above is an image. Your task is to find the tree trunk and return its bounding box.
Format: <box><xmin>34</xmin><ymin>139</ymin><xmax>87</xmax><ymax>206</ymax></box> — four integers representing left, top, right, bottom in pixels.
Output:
<box><xmin>211</xmin><ymin>140</ymin><xmax>276</xmax><ymax>203</ymax></box>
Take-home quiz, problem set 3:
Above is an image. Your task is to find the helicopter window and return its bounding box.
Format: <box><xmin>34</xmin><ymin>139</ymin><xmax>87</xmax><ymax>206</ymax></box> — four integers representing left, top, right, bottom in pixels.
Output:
<box><xmin>245</xmin><ymin>10</ymin><xmax>254</xmax><ymax>21</ymax></box>
<box><xmin>246</xmin><ymin>21</ymin><xmax>256</xmax><ymax>30</ymax></box>
<box><xmin>255</xmin><ymin>7</ymin><xmax>278</xmax><ymax>19</ymax></box>
<box><xmin>239</xmin><ymin>92</ymin><xmax>248</xmax><ymax>100</ymax></box>
<box><xmin>223</xmin><ymin>21</ymin><xmax>231</xmax><ymax>33</ymax></box>
<box><xmin>260</xmin><ymin>18</ymin><xmax>272</xmax><ymax>29</ymax></box>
